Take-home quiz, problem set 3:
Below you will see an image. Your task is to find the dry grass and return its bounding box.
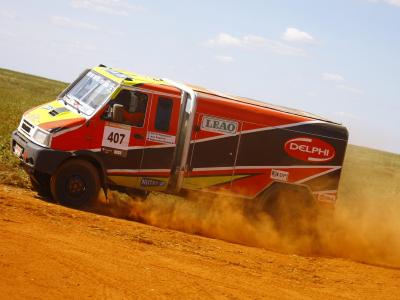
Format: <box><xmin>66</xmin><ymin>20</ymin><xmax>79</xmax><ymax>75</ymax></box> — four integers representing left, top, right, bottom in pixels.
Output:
<box><xmin>0</xmin><ymin>68</ymin><xmax>67</xmax><ymax>187</ymax></box>
<box><xmin>339</xmin><ymin>144</ymin><xmax>400</xmax><ymax>207</ymax></box>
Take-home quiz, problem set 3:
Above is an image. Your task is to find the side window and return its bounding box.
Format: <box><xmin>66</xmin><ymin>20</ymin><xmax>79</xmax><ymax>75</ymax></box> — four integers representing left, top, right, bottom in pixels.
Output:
<box><xmin>111</xmin><ymin>90</ymin><xmax>148</xmax><ymax>127</ymax></box>
<box><xmin>155</xmin><ymin>97</ymin><xmax>173</xmax><ymax>132</ymax></box>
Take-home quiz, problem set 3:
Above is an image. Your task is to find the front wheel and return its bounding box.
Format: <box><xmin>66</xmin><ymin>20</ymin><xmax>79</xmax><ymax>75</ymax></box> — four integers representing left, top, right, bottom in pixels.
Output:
<box><xmin>50</xmin><ymin>159</ymin><xmax>100</xmax><ymax>208</ymax></box>
<box><xmin>30</xmin><ymin>171</ymin><xmax>51</xmax><ymax>198</ymax></box>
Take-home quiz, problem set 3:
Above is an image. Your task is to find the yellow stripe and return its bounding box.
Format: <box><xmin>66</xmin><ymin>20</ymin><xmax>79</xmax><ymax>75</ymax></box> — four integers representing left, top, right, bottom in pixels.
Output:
<box><xmin>108</xmin><ymin>174</ymin><xmax>249</xmax><ymax>192</ymax></box>
<box><xmin>93</xmin><ymin>66</ymin><xmax>167</xmax><ymax>87</ymax></box>
<box><xmin>108</xmin><ymin>175</ymin><xmax>141</xmax><ymax>188</ymax></box>
<box><xmin>108</xmin><ymin>175</ymin><xmax>169</xmax><ymax>191</ymax></box>
<box><xmin>182</xmin><ymin>175</ymin><xmax>248</xmax><ymax>190</ymax></box>
<box><xmin>24</xmin><ymin>100</ymin><xmax>81</xmax><ymax>126</ymax></box>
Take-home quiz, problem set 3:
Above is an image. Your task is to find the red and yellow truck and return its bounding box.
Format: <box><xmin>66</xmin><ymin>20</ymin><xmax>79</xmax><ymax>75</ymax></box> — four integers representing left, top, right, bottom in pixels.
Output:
<box><xmin>11</xmin><ymin>65</ymin><xmax>348</xmax><ymax>220</ymax></box>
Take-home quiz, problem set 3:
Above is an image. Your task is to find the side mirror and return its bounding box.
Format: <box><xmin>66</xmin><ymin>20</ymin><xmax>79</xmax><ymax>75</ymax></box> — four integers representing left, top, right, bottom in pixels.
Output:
<box><xmin>112</xmin><ymin>104</ymin><xmax>124</xmax><ymax>123</ymax></box>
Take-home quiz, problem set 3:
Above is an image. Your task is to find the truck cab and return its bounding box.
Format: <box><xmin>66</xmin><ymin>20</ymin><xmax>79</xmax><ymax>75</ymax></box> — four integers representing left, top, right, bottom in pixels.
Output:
<box><xmin>11</xmin><ymin>66</ymin><xmax>195</xmax><ymax>206</ymax></box>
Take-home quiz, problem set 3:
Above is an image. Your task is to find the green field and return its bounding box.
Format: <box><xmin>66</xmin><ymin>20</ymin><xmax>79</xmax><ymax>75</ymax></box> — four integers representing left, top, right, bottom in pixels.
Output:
<box><xmin>0</xmin><ymin>67</ymin><xmax>399</xmax><ymax>206</ymax></box>
<box><xmin>339</xmin><ymin>144</ymin><xmax>400</xmax><ymax>208</ymax></box>
<box><xmin>0</xmin><ymin>68</ymin><xmax>67</xmax><ymax>187</ymax></box>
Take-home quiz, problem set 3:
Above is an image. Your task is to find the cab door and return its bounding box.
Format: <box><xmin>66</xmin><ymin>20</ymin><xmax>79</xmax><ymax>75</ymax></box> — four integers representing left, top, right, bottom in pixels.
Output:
<box><xmin>98</xmin><ymin>89</ymin><xmax>151</xmax><ymax>189</ymax></box>
<box><xmin>138</xmin><ymin>94</ymin><xmax>181</xmax><ymax>191</ymax></box>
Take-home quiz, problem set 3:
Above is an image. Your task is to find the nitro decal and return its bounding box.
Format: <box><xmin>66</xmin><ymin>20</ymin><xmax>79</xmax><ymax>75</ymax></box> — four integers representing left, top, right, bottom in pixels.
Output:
<box><xmin>102</xmin><ymin>122</ymin><xmax>130</xmax><ymax>157</ymax></box>
<box><xmin>284</xmin><ymin>137</ymin><xmax>336</xmax><ymax>162</ymax></box>
<box><xmin>140</xmin><ymin>178</ymin><xmax>166</xmax><ymax>187</ymax></box>
<box><xmin>146</xmin><ymin>131</ymin><xmax>176</xmax><ymax>144</ymax></box>
<box><xmin>271</xmin><ymin>169</ymin><xmax>289</xmax><ymax>182</ymax></box>
<box><xmin>201</xmin><ymin>115</ymin><xmax>238</xmax><ymax>135</ymax></box>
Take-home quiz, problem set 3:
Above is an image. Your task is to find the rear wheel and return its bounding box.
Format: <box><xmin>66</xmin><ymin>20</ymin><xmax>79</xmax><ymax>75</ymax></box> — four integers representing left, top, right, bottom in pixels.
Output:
<box><xmin>248</xmin><ymin>183</ymin><xmax>319</xmax><ymax>236</ymax></box>
<box><xmin>50</xmin><ymin>159</ymin><xmax>100</xmax><ymax>208</ymax></box>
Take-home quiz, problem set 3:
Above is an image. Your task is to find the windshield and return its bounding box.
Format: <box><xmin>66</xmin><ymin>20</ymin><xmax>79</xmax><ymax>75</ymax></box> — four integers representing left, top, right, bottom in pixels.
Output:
<box><xmin>64</xmin><ymin>71</ymin><xmax>117</xmax><ymax>116</ymax></box>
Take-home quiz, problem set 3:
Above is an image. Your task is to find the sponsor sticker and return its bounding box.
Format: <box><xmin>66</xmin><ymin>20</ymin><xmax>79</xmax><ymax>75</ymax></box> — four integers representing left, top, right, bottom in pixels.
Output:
<box><xmin>201</xmin><ymin>115</ymin><xmax>238</xmax><ymax>135</ymax></box>
<box><xmin>140</xmin><ymin>178</ymin><xmax>166</xmax><ymax>187</ymax></box>
<box><xmin>271</xmin><ymin>169</ymin><xmax>289</xmax><ymax>182</ymax></box>
<box><xmin>106</xmin><ymin>69</ymin><xmax>128</xmax><ymax>79</ymax></box>
<box><xmin>316</xmin><ymin>193</ymin><xmax>336</xmax><ymax>203</ymax></box>
<box><xmin>101</xmin><ymin>122</ymin><xmax>130</xmax><ymax>157</ymax></box>
<box><xmin>146</xmin><ymin>131</ymin><xmax>176</xmax><ymax>144</ymax></box>
<box><xmin>13</xmin><ymin>143</ymin><xmax>23</xmax><ymax>157</ymax></box>
<box><xmin>284</xmin><ymin>137</ymin><xmax>336</xmax><ymax>162</ymax></box>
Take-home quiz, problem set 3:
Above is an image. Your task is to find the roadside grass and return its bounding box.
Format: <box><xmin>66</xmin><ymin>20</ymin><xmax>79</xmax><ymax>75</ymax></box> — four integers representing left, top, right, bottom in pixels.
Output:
<box><xmin>0</xmin><ymin>68</ymin><xmax>67</xmax><ymax>187</ymax></box>
<box><xmin>338</xmin><ymin>144</ymin><xmax>400</xmax><ymax>207</ymax></box>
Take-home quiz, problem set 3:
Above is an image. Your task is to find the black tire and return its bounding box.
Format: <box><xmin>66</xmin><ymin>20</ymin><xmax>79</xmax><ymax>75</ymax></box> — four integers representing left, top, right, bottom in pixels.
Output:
<box><xmin>50</xmin><ymin>159</ymin><xmax>100</xmax><ymax>208</ymax></box>
<box><xmin>248</xmin><ymin>183</ymin><xmax>319</xmax><ymax>236</ymax></box>
<box><xmin>30</xmin><ymin>172</ymin><xmax>51</xmax><ymax>198</ymax></box>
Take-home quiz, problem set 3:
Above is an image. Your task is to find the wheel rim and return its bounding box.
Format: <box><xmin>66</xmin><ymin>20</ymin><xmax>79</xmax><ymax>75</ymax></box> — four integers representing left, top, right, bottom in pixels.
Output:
<box><xmin>66</xmin><ymin>175</ymin><xmax>86</xmax><ymax>197</ymax></box>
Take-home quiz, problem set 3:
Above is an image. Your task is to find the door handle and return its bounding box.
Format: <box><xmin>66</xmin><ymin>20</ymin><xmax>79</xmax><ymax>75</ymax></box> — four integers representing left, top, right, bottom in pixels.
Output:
<box><xmin>133</xmin><ymin>133</ymin><xmax>143</xmax><ymax>140</ymax></box>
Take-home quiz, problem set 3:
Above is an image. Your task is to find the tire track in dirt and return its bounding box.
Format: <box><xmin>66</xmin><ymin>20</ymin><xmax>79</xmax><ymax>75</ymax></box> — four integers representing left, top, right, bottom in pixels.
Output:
<box><xmin>98</xmin><ymin>188</ymin><xmax>400</xmax><ymax>269</ymax></box>
<box><xmin>1</xmin><ymin>185</ymin><xmax>400</xmax><ymax>299</ymax></box>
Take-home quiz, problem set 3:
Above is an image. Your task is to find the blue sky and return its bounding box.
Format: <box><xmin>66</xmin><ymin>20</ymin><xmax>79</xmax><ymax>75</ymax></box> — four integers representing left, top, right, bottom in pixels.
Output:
<box><xmin>1</xmin><ymin>0</ymin><xmax>399</xmax><ymax>153</ymax></box>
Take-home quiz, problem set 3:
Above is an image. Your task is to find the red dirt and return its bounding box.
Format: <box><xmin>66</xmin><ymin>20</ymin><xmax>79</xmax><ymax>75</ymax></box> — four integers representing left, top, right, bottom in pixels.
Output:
<box><xmin>1</xmin><ymin>185</ymin><xmax>400</xmax><ymax>299</ymax></box>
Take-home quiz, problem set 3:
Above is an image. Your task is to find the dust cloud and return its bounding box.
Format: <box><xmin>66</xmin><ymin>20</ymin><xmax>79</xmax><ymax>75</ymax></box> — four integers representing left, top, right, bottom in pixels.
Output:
<box><xmin>97</xmin><ymin>189</ymin><xmax>400</xmax><ymax>268</ymax></box>
<box><xmin>319</xmin><ymin>197</ymin><xmax>400</xmax><ymax>268</ymax></box>
<box><xmin>99</xmin><ymin>191</ymin><xmax>282</xmax><ymax>250</ymax></box>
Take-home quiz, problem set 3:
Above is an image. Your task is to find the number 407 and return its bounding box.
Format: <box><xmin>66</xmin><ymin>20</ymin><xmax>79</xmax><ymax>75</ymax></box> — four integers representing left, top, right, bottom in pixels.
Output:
<box><xmin>107</xmin><ymin>132</ymin><xmax>125</xmax><ymax>144</ymax></box>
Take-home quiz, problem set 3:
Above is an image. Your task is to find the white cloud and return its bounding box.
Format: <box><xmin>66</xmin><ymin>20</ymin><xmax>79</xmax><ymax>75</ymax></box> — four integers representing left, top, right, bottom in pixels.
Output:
<box><xmin>322</xmin><ymin>72</ymin><xmax>364</xmax><ymax>95</ymax></box>
<box><xmin>254</xmin><ymin>37</ymin><xmax>306</xmax><ymax>56</ymax></box>
<box><xmin>215</xmin><ymin>55</ymin><xmax>235</xmax><ymax>63</ymax></box>
<box><xmin>282</xmin><ymin>27</ymin><xmax>315</xmax><ymax>44</ymax></box>
<box><xmin>322</xmin><ymin>73</ymin><xmax>345</xmax><ymax>82</ymax></box>
<box><xmin>70</xmin><ymin>0</ymin><xmax>144</xmax><ymax>16</ymax></box>
<box><xmin>370</xmin><ymin>0</ymin><xmax>400</xmax><ymax>7</ymax></box>
<box><xmin>385</xmin><ymin>0</ymin><xmax>400</xmax><ymax>6</ymax></box>
<box><xmin>0</xmin><ymin>29</ymin><xmax>15</xmax><ymax>39</ymax></box>
<box><xmin>336</xmin><ymin>84</ymin><xmax>365</xmax><ymax>95</ymax></box>
<box><xmin>206</xmin><ymin>33</ymin><xmax>242</xmax><ymax>47</ymax></box>
<box><xmin>0</xmin><ymin>9</ymin><xmax>17</xmax><ymax>19</ymax></box>
<box><xmin>50</xmin><ymin>16</ymin><xmax>98</xmax><ymax>31</ymax></box>
<box><xmin>205</xmin><ymin>33</ymin><xmax>305</xmax><ymax>56</ymax></box>
<box><xmin>243</xmin><ymin>35</ymin><xmax>270</xmax><ymax>47</ymax></box>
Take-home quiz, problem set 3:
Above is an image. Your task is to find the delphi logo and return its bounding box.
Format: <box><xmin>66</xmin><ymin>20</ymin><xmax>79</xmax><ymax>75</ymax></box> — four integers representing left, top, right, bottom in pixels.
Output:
<box><xmin>201</xmin><ymin>116</ymin><xmax>238</xmax><ymax>135</ymax></box>
<box><xmin>284</xmin><ymin>137</ymin><xmax>336</xmax><ymax>162</ymax></box>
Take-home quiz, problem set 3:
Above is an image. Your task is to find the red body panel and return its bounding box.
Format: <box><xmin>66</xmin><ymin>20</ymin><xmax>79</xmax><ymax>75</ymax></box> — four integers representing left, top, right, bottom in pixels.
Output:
<box><xmin>183</xmin><ymin>91</ymin><xmax>347</xmax><ymax>203</ymax></box>
<box><xmin>45</xmin><ymin>74</ymin><xmax>347</xmax><ymax>203</ymax></box>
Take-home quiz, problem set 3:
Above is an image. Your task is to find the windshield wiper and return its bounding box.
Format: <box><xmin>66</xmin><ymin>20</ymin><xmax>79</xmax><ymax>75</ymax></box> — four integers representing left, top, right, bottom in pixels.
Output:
<box><xmin>60</xmin><ymin>95</ymin><xmax>67</xmax><ymax>106</ymax></box>
<box><xmin>73</xmin><ymin>99</ymin><xmax>81</xmax><ymax>114</ymax></box>
<box><xmin>63</xmin><ymin>94</ymin><xmax>81</xmax><ymax>114</ymax></box>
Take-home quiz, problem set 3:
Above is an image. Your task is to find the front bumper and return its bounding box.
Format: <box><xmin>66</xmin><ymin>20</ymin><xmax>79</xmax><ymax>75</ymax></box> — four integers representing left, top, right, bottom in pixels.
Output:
<box><xmin>11</xmin><ymin>130</ymin><xmax>70</xmax><ymax>175</ymax></box>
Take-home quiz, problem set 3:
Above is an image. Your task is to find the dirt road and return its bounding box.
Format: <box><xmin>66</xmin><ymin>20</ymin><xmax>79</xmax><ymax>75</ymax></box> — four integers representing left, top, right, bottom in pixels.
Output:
<box><xmin>0</xmin><ymin>185</ymin><xmax>399</xmax><ymax>299</ymax></box>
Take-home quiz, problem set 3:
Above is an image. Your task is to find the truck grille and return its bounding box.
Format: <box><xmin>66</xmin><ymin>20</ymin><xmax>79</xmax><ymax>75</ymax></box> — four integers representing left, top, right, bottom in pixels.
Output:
<box><xmin>21</xmin><ymin>120</ymin><xmax>33</xmax><ymax>135</ymax></box>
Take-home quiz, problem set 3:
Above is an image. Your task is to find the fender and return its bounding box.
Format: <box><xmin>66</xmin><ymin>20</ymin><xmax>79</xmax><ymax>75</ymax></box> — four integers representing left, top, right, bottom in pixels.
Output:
<box><xmin>71</xmin><ymin>150</ymin><xmax>109</xmax><ymax>198</ymax></box>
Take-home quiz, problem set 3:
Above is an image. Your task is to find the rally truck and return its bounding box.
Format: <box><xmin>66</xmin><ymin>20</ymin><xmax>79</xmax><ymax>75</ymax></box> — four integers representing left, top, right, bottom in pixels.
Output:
<box><xmin>11</xmin><ymin>65</ymin><xmax>348</xmax><ymax>225</ymax></box>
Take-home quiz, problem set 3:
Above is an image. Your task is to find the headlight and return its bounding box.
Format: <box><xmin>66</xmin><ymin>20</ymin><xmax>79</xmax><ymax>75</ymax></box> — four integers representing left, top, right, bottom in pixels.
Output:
<box><xmin>32</xmin><ymin>129</ymin><xmax>50</xmax><ymax>147</ymax></box>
